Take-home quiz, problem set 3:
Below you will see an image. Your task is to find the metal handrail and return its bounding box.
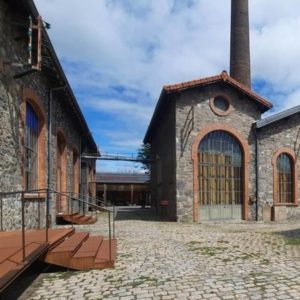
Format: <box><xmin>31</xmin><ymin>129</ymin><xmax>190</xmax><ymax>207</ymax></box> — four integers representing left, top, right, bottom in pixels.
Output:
<box><xmin>86</xmin><ymin>194</ymin><xmax>116</xmax><ymax>239</ymax></box>
<box><xmin>0</xmin><ymin>188</ymin><xmax>115</xmax><ymax>262</ymax></box>
<box><xmin>50</xmin><ymin>189</ymin><xmax>113</xmax><ymax>261</ymax></box>
<box><xmin>0</xmin><ymin>188</ymin><xmax>50</xmax><ymax>262</ymax></box>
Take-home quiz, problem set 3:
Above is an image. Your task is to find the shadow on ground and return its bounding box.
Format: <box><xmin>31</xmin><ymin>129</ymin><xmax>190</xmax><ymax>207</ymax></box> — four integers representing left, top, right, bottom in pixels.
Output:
<box><xmin>0</xmin><ymin>262</ymin><xmax>71</xmax><ymax>300</ymax></box>
<box><xmin>115</xmin><ymin>206</ymin><xmax>160</xmax><ymax>222</ymax></box>
<box><xmin>274</xmin><ymin>227</ymin><xmax>300</xmax><ymax>239</ymax></box>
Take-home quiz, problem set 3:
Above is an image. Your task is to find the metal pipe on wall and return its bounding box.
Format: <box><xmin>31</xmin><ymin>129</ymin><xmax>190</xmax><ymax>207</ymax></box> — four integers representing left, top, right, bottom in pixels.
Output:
<box><xmin>253</xmin><ymin>125</ymin><xmax>259</xmax><ymax>221</ymax></box>
<box><xmin>47</xmin><ymin>86</ymin><xmax>66</xmax><ymax>239</ymax></box>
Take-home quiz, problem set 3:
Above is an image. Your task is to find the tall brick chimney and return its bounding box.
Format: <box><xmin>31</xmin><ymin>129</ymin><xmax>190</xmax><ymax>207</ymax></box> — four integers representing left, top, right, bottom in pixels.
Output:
<box><xmin>230</xmin><ymin>0</ymin><xmax>251</xmax><ymax>88</ymax></box>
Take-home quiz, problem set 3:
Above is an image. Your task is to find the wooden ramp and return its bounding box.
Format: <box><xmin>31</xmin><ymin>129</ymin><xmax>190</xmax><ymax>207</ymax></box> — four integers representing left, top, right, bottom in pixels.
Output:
<box><xmin>0</xmin><ymin>228</ymin><xmax>73</xmax><ymax>292</ymax></box>
<box><xmin>56</xmin><ymin>213</ymin><xmax>97</xmax><ymax>225</ymax></box>
<box><xmin>0</xmin><ymin>228</ymin><xmax>117</xmax><ymax>292</ymax></box>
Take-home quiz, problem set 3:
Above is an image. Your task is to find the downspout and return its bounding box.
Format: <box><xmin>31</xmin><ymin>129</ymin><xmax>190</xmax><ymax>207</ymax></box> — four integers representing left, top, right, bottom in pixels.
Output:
<box><xmin>47</xmin><ymin>86</ymin><xmax>66</xmax><ymax>232</ymax></box>
<box><xmin>252</xmin><ymin>124</ymin><xmax>259</xmax><ymax>221</ymax></box>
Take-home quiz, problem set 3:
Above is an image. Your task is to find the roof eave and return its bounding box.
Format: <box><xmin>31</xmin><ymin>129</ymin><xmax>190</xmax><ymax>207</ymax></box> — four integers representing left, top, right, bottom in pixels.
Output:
<box><xmin>24</xmin><ymin>0</ymin><xmax>98</xmax><ymax>153</ymax></box>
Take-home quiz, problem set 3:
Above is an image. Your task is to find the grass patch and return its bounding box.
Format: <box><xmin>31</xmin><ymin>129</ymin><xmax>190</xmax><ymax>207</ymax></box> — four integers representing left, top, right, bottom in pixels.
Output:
<box><xmin>238</xmin><ymin>253</ymin><xmax>258</xmax><ymax>260</ymax></box>
<box><xmin>187</xmin><ymin>242</ymin><xmax>227</xmax><ymax>256</ymax></box>
<box><xmin>131</xmin><ymin>276</ymin><xmax>157</xmax><ymax>288</ymax></box>
<box><xmin>285</xmin><ymin>238</ymin><xmax>300</xmax><ymax>245</ymax></box>
<box><xmin>260</xmin><ymin>258</ymin><xmax>270</xmax><ymax>265</ymax></box>
<box><xmin>217</xmin><ymin>240</ymin><xmax>229</xmax><ymax>244</ymax></box>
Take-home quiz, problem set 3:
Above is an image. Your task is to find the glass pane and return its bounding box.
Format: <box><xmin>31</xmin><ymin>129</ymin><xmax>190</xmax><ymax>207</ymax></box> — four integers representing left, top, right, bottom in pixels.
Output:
<box><xmin>25</xmin><ymin>102</ymin><xmax>39</xmax><ymax>191</ymax></box>
<box><xmin>198</xmin><ymin>131</ymin><xmax>242</xmax><ymax>206</ymax></box>
<box><xmin>277</xmin><ymin>153</ymin><xmax>293</xmax><ymax>203</ymax></box>
<box><xmin>214</xmin><ymin>96</ymin><xmax>229</xmax><ymax>112</ymax></box>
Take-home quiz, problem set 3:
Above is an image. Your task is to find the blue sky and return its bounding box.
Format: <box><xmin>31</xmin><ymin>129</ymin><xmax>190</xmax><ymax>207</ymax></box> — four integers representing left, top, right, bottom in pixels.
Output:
<box><xmin>34</xmin><ymin>0</ymin><xmax>300</xmax><ymax>172</ymax></box>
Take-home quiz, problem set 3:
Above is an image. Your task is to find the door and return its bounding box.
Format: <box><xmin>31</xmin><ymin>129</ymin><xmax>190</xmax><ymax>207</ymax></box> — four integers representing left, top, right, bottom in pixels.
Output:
<box><xmin>198</xmin><ymin>131</ymin><xmax>243</xmax><ymax>221</ymax></box>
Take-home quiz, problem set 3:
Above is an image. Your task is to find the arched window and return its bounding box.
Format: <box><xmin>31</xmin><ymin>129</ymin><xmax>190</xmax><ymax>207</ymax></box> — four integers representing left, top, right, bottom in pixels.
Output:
<box><xmin>272</xmin><ymin>148</ymin><xmax>297</xmax><ymax>206</ymax></box>
<box><xmin>23</xmin><ymin>89</ymin><xmax>46</xmax><ymax>194</ymax></box>
<box><xmin>277</xmin><ymin>153</ymin><xmax>293</xmax><ymax>203</ymax></box>
<box><xmin>198</xmin><ymin>130</ymin><xmax>243</xmax><ymax>220</ymax></box>
<box><xmin>25</xmin><ymin>102</ymin><xmax>39</xmax><ymax>190</ymax></box>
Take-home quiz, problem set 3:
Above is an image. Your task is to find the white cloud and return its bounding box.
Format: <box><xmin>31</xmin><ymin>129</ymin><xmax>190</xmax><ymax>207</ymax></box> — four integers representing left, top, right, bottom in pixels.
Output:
<box><xmin>34</xmin><ymin>0</ymin><xmax>300</xmax><ymax>171</ymax></box>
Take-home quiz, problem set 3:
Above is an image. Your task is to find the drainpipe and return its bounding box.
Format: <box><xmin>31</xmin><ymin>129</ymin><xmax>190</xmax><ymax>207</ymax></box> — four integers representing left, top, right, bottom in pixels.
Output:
<box><xmin>47</xmin><ymin>86</ymin><xmax>66</xmax><ymax>234</ymax></box>
<box><xmin>79</xmin><ymin>132</ymin><xmax>93</xmax><ymax>203</ymax></box>
<box><xmin>252</xmin><ymin>124</ymin><xmax>259</xmax><ymax>221</ymax></box>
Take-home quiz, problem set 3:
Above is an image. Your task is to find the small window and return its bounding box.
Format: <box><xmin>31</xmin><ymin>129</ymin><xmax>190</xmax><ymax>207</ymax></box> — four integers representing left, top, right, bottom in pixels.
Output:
<box><xmin>25</xmin><ymin>102</ymin><xmax>39</xmax><ymax>190</ymax></box>
<box><xmin>214</xmin><ymin>96</ymin><xmax>229</xmax><ymax>112</ymax></box>
<box><xmin>209</xmin><ymin>95</ymin><xmax>233</xmax><ymax>116</ymax></box>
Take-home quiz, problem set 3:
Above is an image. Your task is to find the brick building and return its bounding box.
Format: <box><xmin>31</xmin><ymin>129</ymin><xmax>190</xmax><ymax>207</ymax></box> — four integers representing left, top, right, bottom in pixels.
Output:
<box><xmin>0</xmin><ymin>0</ymin><xmax>97</xmax><ymax>229</ymax></box>
<box><xmin>144</xmin><ymin>0</ymin><xmax>300</xmax><ymax>222</ymax></box>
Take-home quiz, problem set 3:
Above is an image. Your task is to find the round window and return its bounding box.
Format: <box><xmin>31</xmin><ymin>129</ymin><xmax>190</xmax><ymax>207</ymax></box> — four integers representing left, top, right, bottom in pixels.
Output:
<box><xmin>209</xmin><ymin>95</ymin><xmax>233</xmax><ymax>116</ymax></box>
<box><xmin>214</xmin><ymin>96</ymin><xmax>229</xmax><ymax>112</ymax></box>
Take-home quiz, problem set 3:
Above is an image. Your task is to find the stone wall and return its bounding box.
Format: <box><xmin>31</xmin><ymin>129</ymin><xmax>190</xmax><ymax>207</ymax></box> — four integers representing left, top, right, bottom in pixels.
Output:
<box><xmin>0</xmin><ymin>1</ymin><xmax>96</xmax><ymax>230</ymax></box>
<box><xmin>149</xmin><ymin>100</ymin><xmax>177</xmax><ymax>221</ymax></box>
<box><xmin>175</xmin><ymin>83</ymin><xmax>262</xmax><ymax>222</ymax></box>
<box><xmin>258</xmin><ymin>114</ymin><xmax>300</xmax><ymax>220</ymax></box>
<box><xmin>0</xmin><ymin>194</ymin><xmax>47</xmax><ymax>231</ymax></box>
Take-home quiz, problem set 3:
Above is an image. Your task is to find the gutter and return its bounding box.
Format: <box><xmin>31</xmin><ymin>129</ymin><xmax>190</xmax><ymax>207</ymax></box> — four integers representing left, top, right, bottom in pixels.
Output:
<box><xmin>252</xmin><ymin>124</ymin><xmax>259</xmax><ymax>221</ymax></box>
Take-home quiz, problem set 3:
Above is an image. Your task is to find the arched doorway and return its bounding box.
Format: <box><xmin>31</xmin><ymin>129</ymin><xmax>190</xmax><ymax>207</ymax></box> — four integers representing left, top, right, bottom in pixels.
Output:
<box><xmin>56</xmin><ymin>131</ymin><xmax>67</xmax><ymax>212</ymax></box>
<box><xmin>198</xmin><ymin>131</ymin><xmax>243</xmax><ymax>220</ymax></box>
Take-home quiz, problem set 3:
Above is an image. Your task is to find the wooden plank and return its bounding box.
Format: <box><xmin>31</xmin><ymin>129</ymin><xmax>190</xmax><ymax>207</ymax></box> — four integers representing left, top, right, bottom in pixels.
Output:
<box><xmin>9</xmin><ymin>243</ymin><xmax>47</xmax><ymax>264</ymax></box>
<box><xmin>49</xmin><ymin>232</ymin><xmax>89</xmax><ymax>253</ymax></box>
<box><xmin>73</xmin><ymin>236</ymin><xmax>103</xmax><ymax>259</ymax></box>
<box><xmin>0</xmin><ymin>260</ymin><xmax>18</xmax><ymax>278</ymax></box>
<box><xmin>0</xmin><ymin>260</ymin><xmax>19</xmax><ymax>291</ymax></box>
<box><xmin>69</xmin><ymin>236</ymin><xmax>103</xmax><ymax>270</ymax></box>
<box><xmin>0</xmin><ymin>248</ymin><xmax>20</xmax><ymax>264</ymax></box>
<box><xmin>94</xmin><ymin>239</ymin><xmax>117</xmax><ymax>263</ymax></box>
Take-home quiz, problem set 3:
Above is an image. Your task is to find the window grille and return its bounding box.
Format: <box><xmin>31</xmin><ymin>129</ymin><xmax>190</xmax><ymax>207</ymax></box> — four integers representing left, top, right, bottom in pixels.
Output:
<box><xmin>198</xmin><ymin>131</ymin><xmax>242</xmax><ymax>206</ymax></box>
<box><xmin>277</xmin><ymin>153</ymin><xmax>293</xmax><ymax>203</ymax></box>
<box><xmin>25</xmin><ymin>102</ymin><xmax>39</xmax><ymax>190</ymax></box>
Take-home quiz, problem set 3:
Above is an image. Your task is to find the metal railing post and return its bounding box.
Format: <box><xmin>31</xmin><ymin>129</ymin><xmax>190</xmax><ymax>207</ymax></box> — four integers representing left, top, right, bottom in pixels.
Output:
<box><xmin>113</xmin><ymin>204</ymin><xmax>115</xmax><ymax>239</ymax></box>
<box><xmin>46</xmin><ymin>188</ymin><xmax>50</xmax><ymax>243</ymax></box>
<box><xmin>71</xmin><ymin>192</ymin><xmax>73</xmax><ymax>214</ymax></box>
<box><xmin>0</xmin><ymin>194</ymin><xmax>3</xmax><ymax>231</ymax></box>
<box><xmin>21</xmin><ymin>192</ymin><xmax>26</xmax><ymax>262</ymax></box>
<box><xmin>108</xmin><ymin>210</ymin><xmax>112</xmax><ymax>261</ymax></box>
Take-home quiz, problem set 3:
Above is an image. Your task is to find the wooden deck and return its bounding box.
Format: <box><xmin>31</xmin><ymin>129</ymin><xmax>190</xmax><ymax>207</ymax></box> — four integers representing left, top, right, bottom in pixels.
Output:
<box><xmin>0</xmin><ymin>228</ymin><xmax>117</xmax><ymax>292</ymax></box>
<box><xmin>0</xmin><ymin>228</ymin><xmax>73</xmax><ymax>292</ymax></box>
<box><xmin>56</xmin><ymin>213</ymin><xmax>97</xmax><ymax>225</ymax></box>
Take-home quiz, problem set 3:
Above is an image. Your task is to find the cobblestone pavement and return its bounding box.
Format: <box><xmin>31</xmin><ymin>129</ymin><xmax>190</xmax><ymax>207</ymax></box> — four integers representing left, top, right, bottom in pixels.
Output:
<box><xmin>21</xmin><ymin>208</ymin><xmax>300</xmax><ymax>299</ymax></box>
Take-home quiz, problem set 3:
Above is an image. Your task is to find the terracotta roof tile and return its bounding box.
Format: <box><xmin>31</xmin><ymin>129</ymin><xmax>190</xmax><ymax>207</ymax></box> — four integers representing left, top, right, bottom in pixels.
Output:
<box><xmin>144</xmin><ymin>71</ymin><xmax>273</xmax><ymax>143</ymax></box>
<box><xmin>163</xmin><ymin>71</ymin><xmax>273</xmax><ymax>109</ymax></box>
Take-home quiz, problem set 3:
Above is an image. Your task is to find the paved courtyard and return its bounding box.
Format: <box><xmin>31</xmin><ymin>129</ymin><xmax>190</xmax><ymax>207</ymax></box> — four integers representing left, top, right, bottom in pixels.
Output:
<box><xmin>21</xmin><ymin>208</ymin><xmax>300</xmax><ymax>299</ymax></box>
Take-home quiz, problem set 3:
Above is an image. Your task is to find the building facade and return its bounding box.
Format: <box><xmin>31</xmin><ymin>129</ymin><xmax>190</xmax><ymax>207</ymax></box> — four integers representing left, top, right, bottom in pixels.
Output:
<box><xmin>144</xmin><ymin>0</ymin><xmax>300</xmax><ymax>222</ymax></box>
<box><xmin>145</xmin><ymin>72</ymin><xmax>300</xmax><ymax>222</ymax></box>
<box><xmin>0</xmin><ymin>0</ymin><xmax>97</xmax><ymax>229</ymax></box>
<box><xmin>96</xmin><ymin>172</ymin><xmax>150</xmax><ymax>206</ymax></box>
